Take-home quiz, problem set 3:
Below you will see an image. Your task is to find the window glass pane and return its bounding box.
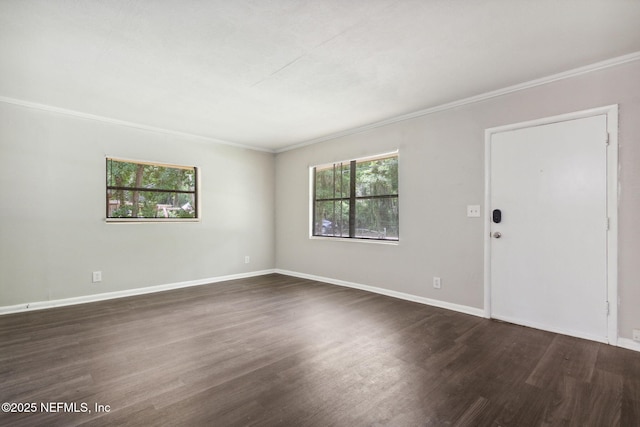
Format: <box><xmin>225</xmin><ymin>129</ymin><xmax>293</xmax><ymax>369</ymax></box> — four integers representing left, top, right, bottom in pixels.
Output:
<box><xmin>107</xmin><ymin>158</ymin><xmax>197</xmax><ymax>220</ymax></box>
<box><xmin>355</xmin><ymin>197</ymin><xmax>399</xmax><ymax>240</ymax></box>
<box><xmin>315</xmin><ymin>163</ymin><xmax>350</xmax><ymax>200</ymax></box>
<box><xmin>314</xmin><ymin>200</ymin><xmax>349</xmax><ymax>237</ymax></box>
<box><xmin>107</xmin><ymin>159</ymin><xmax>195</xmax><ymax>192</ymax></box>
<box><xmin>355</xmin><ymin>156</ymin><xmax>398</xmax><ymax>197</ymax></box>
<box><xmin>142</xmin><ymin>164</ymin><xmax>195</xmax><ymax>191</ymax></box>
<box><xmin>312</xmin><ymin>153</ymin><xmax>398</xmax><ymax>240</ymax></box>
<box><xmin>107</xmin><ymin>190</ymin><xmax>196</xmax><ymax>218</ymax></box>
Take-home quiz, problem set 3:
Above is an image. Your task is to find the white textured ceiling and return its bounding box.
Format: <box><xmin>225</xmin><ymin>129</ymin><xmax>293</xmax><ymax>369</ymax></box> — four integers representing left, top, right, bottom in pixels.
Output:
<box><xmin>1</xmin><ymin>0</ymin><xmax>640</xmax><ymax>152</ymax></box>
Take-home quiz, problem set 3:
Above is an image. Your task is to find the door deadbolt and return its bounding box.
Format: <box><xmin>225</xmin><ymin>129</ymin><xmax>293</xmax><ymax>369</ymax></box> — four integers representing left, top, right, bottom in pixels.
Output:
<box><xmin>492</xmin><ymin>209</ymin><xmax>502</xmax><ymax>223</ymax></box>
<box><xmin>493</xmin><ymin>232</ymin><xmax>502</xmax><ymax>239</ymax></box>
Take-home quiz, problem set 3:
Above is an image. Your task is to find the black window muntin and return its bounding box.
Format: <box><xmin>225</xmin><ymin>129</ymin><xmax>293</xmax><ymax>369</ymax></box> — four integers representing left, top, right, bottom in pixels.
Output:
<box><xmin>313</xmin><ymin>153</ymin><xmax>398</xmax><ymax>240</ymax></box>
<box><xmin>106</xmin><ymin>158</ymin><xmax>198</xmax><ymax>220</ymax></box>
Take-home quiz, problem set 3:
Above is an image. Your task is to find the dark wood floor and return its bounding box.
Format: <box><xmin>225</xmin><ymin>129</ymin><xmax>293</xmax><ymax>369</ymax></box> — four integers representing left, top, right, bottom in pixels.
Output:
<box><xmin>1</xmin><ymin>274</ymin><xmax>639</xmax><ymax>426</ymax></box>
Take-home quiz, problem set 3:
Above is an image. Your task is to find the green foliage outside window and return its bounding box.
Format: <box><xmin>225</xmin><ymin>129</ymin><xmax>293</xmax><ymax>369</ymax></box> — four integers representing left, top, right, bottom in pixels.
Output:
<box><xmin>313</xmin><ymin>154</ymin><xmax>398</xmax><ymax>240</ymax></box>
<box><xmin>106</xmin><ymin>158</ymin><xmax>197</xmax><ymax>220</ymax></box>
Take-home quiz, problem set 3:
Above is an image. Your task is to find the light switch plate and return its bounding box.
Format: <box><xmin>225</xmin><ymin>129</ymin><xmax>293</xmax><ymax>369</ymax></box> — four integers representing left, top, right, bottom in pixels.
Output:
<box><xmin>467</xmin><ymin>205</ymin><xmax>481</xmax><ymax>217</ymax></box>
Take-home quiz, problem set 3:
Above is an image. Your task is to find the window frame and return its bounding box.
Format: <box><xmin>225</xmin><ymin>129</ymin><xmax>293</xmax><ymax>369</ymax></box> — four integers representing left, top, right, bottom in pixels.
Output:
<box><xmin>105</xmin><ymin>157</ymin><xmax>199</xmax><ymax>223</ymax></box>
<box><xmin>310</xmin><ymin>151</ymin><xmax>399</xmax><ymax>242</ymax></box>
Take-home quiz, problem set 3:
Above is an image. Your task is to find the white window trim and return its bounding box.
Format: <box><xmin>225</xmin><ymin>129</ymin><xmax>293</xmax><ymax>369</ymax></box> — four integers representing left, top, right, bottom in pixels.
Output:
<box><xmin>309</xmin><ymin>149</ymin><xmax>399</xmax><ymax>242</ymax></box>
<box><xmin>105</xmin><ymin>156</ymin><xmax>201</xmax><ymax>223</ymax></box>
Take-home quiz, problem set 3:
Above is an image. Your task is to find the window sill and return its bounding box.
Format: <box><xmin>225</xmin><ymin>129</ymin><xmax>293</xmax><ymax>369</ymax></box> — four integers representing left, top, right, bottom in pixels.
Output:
<box><xmin>106</xmin><ymin>218</ymin><xmax>200</xmax><ymax>224</ymax></box>
<box><xmin>309</xmin><ymin>235</ymin><xmax>399</xmax><ymax>245</ymax></box>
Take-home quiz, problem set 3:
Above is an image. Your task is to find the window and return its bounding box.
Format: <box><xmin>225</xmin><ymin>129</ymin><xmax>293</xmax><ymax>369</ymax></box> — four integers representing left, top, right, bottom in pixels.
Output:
<box><xmin>312</xmin><ymin>152</ymin><xmax>398</xmax><ymax>240</ymax></box>
<box><xmin>106</xmin><ymin>158</ymin><xmax>198</xmax><ymax>221</ymax></box>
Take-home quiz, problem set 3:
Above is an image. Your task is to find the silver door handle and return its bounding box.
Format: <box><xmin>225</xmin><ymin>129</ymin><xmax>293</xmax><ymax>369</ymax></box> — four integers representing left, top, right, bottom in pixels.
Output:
<box><xmin>493</xmin><ymin>232</ymin><xmax>502</xmax><ymax>239</ymax></box>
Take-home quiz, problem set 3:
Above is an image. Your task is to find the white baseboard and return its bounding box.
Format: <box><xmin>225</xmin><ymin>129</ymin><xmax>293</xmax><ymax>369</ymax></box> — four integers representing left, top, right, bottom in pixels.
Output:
<box><xmin>618</xmin><ymin>338</ymin><xmax>640</xmax><ymax>352</ymax></box>
<box><xmin>4</xmin><ymin>268</ymin><xmax>636</xmax><ymax>354</ymax></box>
<box><xmin>275</xmin><ymin>269</ymin><xmax>485</xmax><ymax>318</ymax></box>
<box><xmin>275</xmin><ymin>270</ymin><xmax>639</xmax><ymax>353</ymax></box>
<box><xmin>0</xmin><ymin>269</ymin><xmax>276</xmax><ymax>315</ymax></box>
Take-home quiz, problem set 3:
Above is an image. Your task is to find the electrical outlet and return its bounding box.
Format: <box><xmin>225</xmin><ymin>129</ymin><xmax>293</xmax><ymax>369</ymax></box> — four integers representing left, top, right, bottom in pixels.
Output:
<box><xmin>467</xmin><ymin>205</ymin><xmax>481</xmax><ymax>217</ymax></box>
<box><xmin>433</xmin><ymin>277</ymin><xmax>441</xmax><ymax>289</ymax></box>
<box><xmin>92</xmin><ymin>271</ymin><xmax>102</xmax><ymax>283</ymax></box>
<box><xmin>244</xmin><ymin>256</ymin><xmax>250</xmax><ymax>264</ymax></box>
<box><xmin>633</xmin><ymin>329</ymin><xmax>640</xmax><ymax>342</ymax></box>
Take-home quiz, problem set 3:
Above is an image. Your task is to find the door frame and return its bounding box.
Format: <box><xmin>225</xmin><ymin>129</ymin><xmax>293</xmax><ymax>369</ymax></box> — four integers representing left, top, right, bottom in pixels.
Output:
<box><xmin>483</xmin><ymin>105</ymin><xmax>619</xmax><ymax>345</ymax></box>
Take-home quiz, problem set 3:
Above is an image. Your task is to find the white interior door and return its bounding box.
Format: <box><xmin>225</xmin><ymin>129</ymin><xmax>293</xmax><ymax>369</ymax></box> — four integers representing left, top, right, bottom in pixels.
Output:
<box><xmin>489</xmin><ymin>115</ymin><xmax>609</xmax><ymax>342</ymax></box>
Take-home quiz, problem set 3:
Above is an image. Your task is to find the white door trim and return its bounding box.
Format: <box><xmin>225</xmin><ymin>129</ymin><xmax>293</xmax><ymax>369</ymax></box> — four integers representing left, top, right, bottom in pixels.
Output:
<box><xmin>483</xmin><ymin>105</ymin><xmax>619</xmax><ymax>345</ymax></box>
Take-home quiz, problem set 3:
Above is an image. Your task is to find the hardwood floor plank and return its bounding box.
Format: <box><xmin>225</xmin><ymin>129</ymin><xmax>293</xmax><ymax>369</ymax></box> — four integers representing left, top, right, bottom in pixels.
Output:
<box><xmin>453</xmin><ymin>396</ymin><xmax>490</xmax><ymax>427</ymax></box>
<box><xmin>526</xmin><ymin>335</ymin><xmax>599</xmax><ymax>389</ymax></box>
<box><xmin>1</xmin><ymin>273</ymin><xmax>639</xmax><ymax>426</ymax></box>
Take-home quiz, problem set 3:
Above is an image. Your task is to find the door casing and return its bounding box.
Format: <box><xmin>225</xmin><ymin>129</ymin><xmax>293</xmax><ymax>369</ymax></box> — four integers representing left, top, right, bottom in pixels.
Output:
<box><xmin>483</xmin><ymin>105</ymin><xmax>618</xmax><ymax>345</ymax></box>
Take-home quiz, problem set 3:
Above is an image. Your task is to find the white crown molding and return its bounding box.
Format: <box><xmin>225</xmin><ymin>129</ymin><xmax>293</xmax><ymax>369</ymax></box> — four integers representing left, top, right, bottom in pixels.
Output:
<box><xmin>0</xmin><ymin>96</ymin><xmax>275</xmax><ymax>154</ymax></box>
<box><xmin>275</xmin><ymin>51</ymin><xmax>640</xmax><ymax>153</ymax></box>
<box><xmin>0</xmin><ymin>269</ymin><xmax>276</xmax><ymax>315</ymax></box>
<box><xmin>2</xmin><ymin>51</ymin><xmax>638</xmax><ymax>154</ymax></box>
<box><xmin>275</xmin><ymin>269</ymin><xmax>485</xmax><ymax>318</ymax></box>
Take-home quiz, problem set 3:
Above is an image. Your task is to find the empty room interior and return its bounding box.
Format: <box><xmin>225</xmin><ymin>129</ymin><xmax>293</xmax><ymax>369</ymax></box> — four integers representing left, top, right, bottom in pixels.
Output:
<box><xmin>2</xmin><ymin>1</ymin><xmax>640</xmax><ymax>425</ymax></box>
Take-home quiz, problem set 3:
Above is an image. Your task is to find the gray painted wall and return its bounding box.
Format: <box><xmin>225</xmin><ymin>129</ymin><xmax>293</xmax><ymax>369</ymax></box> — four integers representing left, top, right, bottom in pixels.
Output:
<box><xmin>0</xmin><ymin>103</ymin><xmax>275</xmax><ymax>306</ymax></box>
<box><xmin>275</xmin><ymin>60</ymin><xmax>640</xmax><ymax>341</ymax></box>
<box><xmin>1</xmin><ymin>60</ymin><xmax>638</xmax><ymax>343</ymax></box>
